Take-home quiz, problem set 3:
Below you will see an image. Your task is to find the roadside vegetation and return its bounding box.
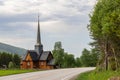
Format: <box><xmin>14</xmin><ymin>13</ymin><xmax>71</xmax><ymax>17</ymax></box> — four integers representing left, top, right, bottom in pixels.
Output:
<box><xmin>76</xmin><ymin>70</ymin><xmax>120</xmax><ymax>80</ymax></box>
<box><xmin>0</xmin><ymin>69</ymin><xmax>38</xmax><ymax>76</ymax></box>
<box><xmin>77</xmin><ymin>0</ymin><xmax>120</xmax><ymax>79</ymax></box>
<box><xmin>88</xmin><ymin>0</ymin><xmax>120</xmax><ymax>71</ymax></box>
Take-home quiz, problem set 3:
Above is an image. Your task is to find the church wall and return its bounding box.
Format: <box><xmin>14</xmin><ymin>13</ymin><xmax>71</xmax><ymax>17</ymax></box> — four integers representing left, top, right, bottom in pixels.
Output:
<box><xmin>33</xmin><ymin>61</ymin><xmax>39</xmax><ymax>68</ymax></box>
<box><xmin>39</xmin><ymin>61</ymin><xmax>47</xmax><ymax>69</ymax></box>
<box><xmin>21</xmin><ymin>53</ymin><xmax>34</xmax><ymax>69</ymax></box>
<box><xmin>39</xmin><ymin>61</ymin><xmax>54</xmax><ymax>69</ymax></box>
<box><xmin>46</xmin><ymin>65</ymin><xmax>54</xmax><ymax>69</ymax></box>
<box><xmin>21</xmin><ymin>54</ymin><xmax>54</xmax><ymax>69</ymax></box>
<box><xmin>21</xmin><ymin>61</ymin><xmax>33</xmax><ymax>69</ymax></box>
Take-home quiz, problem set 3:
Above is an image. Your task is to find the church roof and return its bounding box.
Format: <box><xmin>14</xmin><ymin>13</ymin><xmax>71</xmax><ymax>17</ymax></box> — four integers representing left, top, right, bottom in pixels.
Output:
<box><xmin>28</xmin><ymin>50</ymin><xmax>38</xmax><ymax>61</ymax></box>
<box><xmin>39</xmin><ymin>51</ymin><xmax>51</xmax><ymax>60</ymax></box>
<box><xmin>22</xmin><ymin>50</ymin><xmax>38</xmax><ymax>61</ymax></box>
<box><xmin>22</xmin><ymin>50</ymin><xmax>53</xmax><ymax>61</ymax></box>
<box><xmin>22</xmin><ymin>54</ymin><xmax>26</xmax><ymax>60</ymax></box>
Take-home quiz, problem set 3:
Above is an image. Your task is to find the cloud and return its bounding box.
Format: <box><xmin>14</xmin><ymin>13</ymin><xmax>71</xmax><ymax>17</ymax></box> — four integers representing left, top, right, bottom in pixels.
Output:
<box><xmin>0</xmin><ymin>0</ymin><xmax>96</xmax><ymax>17</ymax></box>
<box><xmin>29</xmin><ymin>19</ymin><xmax>88</xmax><ymax>35</ymax></box>
<box><xmin>0</xmin><ymin>36</ymin><xmax>35</xmax><ymax>49</ymax></box>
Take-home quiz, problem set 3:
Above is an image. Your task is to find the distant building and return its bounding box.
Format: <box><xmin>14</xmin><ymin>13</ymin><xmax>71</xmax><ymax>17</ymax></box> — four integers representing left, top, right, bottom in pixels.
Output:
<box><xmin>20</xmin><ymin>16</ymin><xmax>55</xmax><ymax>69</ymax></box>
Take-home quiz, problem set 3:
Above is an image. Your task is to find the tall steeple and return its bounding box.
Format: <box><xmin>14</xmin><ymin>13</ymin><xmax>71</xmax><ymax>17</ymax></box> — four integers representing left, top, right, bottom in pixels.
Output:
<box><xmin>35</xmin><ymin>15</ymin><xmax>43</xmax><ymax>56</ymax></box>
<box><xmin>37</xmin><ymin>15</ymin><xmax>41</xmax><ymax>45</ymax></box>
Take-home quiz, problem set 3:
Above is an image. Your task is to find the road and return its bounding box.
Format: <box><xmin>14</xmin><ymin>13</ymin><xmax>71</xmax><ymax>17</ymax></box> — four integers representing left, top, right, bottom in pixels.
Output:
<box><xmin>0</xmin><ymin>67</ymin><xmax>95</xmax><ymax>80</ymax></box>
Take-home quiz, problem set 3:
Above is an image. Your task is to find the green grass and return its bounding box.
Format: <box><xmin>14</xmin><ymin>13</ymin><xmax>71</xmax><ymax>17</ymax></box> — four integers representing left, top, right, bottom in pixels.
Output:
<box><xmin>0</xmin><ymin>69</ymin><xmax>39</xmax><ymax>76</ymax></box>
<box><xmin>76</xmin><ymin>70</ymin><xmax>120</xmax><ymax>80</ymax></box>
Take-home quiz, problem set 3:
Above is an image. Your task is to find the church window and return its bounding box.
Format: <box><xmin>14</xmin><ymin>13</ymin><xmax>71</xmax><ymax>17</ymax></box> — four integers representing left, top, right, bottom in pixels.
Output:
<box><xmin>27</xmin><ymin>62</ymin><xmax>30</xmax><ymax>66</ymax></box>
<box><xmin>41</xmin><ymin>62</ymin><xmax>44</xmax><ymax>65</ymax></box>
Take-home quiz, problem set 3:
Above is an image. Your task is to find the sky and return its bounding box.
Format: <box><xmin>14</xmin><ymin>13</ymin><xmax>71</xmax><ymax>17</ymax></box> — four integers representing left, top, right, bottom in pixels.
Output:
<box><xmin>0</xmin><ymin>0</ymin><xmax>97</xmax><ymax>57</ymax></box>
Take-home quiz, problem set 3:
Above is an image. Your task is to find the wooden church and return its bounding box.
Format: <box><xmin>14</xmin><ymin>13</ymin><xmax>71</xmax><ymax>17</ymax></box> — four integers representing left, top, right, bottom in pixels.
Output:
<box><xmin>20</xmin><ymin>16</ymin><xmax>55</xmax><ymax>69</ymax></box>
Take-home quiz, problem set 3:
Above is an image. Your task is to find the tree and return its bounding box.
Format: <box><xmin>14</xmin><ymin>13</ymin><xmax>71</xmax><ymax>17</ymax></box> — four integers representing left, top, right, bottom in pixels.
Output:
<box><xmin>54</xmin><ymin>41</ymin><xmax>62</xmax><ymax>50</ymax></box>
<box><xmin>80</xmin><ymin>49</ymin><xmax>91</xmax><ymax>67</ymax></box>
<box><xmin>90</xmin><ymin>48</ymin><xmax>100</xmax><ymax>66</ymax></box>
<box><xmin>0</xmin><ymin>52</ymin><xmax>21</xmax><ymax>68</ymax></box>
<box><xmin>53</xmin><ymin>42</ymin><xmax>77</xmax><ymax>68</ymax></box>
<box><xmin>63</xmin><ymin>53</ymin><xmax>75</xmax><ymax>68</ymax></box>
<box><xmin>88</xmin><ymin>0</ymin><xmax>120</xmax><ymax>70</ymax></box>
<box><xmin>0</xmin><ymin>52</ymin><xmax>12</xmax><ymax>67</ymax></box>
<box><xmin>75</xmin><ymin>57</ymin><xmax>81</xmax><ymax>67</ymax></box>
<box><xmin>13</xmin><ymin>54</ymin><xmax>21</xmax><ymax>67</ymax></box>
<box><xmin>80</xmin><ymin>48</ymin><xmax>99</xmax><ymax>67</ymax></box>
<box><xmin>52</xmin><ymin>42</ymin><xmax>64</xmax><ymax>68</ymax></box>
<box><xmin>8</xmin><ymin>61</ymin><xmax>15</xmax><ymax>69</ymax></box>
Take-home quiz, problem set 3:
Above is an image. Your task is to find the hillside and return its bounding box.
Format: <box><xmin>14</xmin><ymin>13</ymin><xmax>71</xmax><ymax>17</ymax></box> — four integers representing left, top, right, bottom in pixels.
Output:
<box><xmin>0</xmin><ymin>42</ymin><xmax>26</xmax><ymax>55</ymax></box>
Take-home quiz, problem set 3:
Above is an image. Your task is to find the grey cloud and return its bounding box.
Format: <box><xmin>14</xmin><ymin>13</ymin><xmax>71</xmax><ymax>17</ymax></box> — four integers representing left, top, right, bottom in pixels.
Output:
<box><xmin>64</xmin><ymin>3</ymin><xmax>93</xmax><ymax>13</ymax></box>
<box><xmin>0</xmin><ymin>22</ymin><xmax>35</xmax><ymax>38</ymax></box>
<box><xmin>0</xmin><ymin>13</ymin><xmax>37</xmax><ymax>23</ymax></box>
<box><xmin>0</xmin><ymin>12</ymin><xmax>56</xmax><ymax>23</ymax></box>
<box><xmin>48</xmin><ymin>13</ymin><xmax>89</xmax><ymax>26</ymax></box>
<box><xmin>78</xmin><ymin>5</ymin><xmax>93</xmax><ymax>12</ymax></box>
<box><xmin>0</xmin><ymin>0</ymin><xmax>94</xmax><ymax>24</ymax></box>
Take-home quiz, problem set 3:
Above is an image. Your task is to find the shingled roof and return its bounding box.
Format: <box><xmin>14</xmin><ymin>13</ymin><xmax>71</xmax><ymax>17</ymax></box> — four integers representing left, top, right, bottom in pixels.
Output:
<box><xmin>39</xmin><ymin>51</ymin><xmax>51</xmax><ymax>60</ymax></box>
<box><xmin>22</xmin><ymin>50</ymin><xmax>54</xmax><ymax>62</ymax></box>
<box><xmin>22</xmin><ymin>50</ymin><xmax>38</xmax><ymax>61</ymax></box>
<box><xmin>28</xmin><ymin>50</ymin><xmax>39</xmax><ymax>61</ymax></box>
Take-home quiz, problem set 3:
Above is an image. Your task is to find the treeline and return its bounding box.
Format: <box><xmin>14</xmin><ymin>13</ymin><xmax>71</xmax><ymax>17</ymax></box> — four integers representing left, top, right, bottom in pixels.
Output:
<box><xmin>52</xmin><ymin>42</ymin><xmax>99</xmax><ymax>68</ymax></box>
<box><xmin>88</xmin><ymin>0</ymin><xmax>120</xmax><ymax>71</ymax></box>
<box><xmin>0</xmin><ymin>52</ymin><xmax>21</xmax><ymax>69</ymax></box>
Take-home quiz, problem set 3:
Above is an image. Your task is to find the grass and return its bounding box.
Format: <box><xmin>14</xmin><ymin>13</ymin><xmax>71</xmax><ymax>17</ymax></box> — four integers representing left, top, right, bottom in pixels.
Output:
<box><xmin>0</xmin><ymin>69</ymin><xmax>39</xmax><ymax>76</ymax></box>
<box><xmin>76</xmin><ymin>70</ymin><xmax>120</xmax><ymax>80</ymax></box>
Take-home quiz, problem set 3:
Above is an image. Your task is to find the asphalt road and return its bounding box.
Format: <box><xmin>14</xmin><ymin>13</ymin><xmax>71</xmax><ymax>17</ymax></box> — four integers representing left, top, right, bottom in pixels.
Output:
<box><xmin>0</xmin><ymin>67</ymin><xmax>95</xmax><ymax>80</ymax></box>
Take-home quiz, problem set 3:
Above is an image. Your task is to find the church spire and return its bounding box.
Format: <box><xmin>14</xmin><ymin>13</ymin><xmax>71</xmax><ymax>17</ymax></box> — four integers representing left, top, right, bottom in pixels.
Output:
<box><xmin>37</xmin><ymin>15</ymin><xmax>41</xmax><ymax>45</ymax></box>
<box><xmin>35</xmin><ymin>15</ymin><xmax>43</xmax><ymax>55</ymax></box>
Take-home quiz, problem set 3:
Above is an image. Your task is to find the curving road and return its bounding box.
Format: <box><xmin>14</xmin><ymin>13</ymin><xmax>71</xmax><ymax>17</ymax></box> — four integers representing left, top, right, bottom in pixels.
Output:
<box><xmin>0</xmin><ymin>67</ymin><xmax>95</xmax><ymax>80</ymax></box>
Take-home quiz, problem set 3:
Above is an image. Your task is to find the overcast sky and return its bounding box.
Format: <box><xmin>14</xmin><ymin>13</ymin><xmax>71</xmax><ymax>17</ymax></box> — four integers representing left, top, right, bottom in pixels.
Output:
<box><xmin>0</xmin><ymin>0</ymin><xmax>97</xmax><ymax>57</ymax></box>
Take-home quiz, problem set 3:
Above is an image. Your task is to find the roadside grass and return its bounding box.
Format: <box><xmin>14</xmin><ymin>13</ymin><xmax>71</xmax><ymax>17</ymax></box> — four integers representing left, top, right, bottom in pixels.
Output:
<box><xmin>76</xmin><ymin>70</ymin><xmax>120</xmax><ymax>80</ymax></box>
<box><xmin>0</xmin><ymin>69</ymin><xmax>39</xmax><ymax>76</ymax></box>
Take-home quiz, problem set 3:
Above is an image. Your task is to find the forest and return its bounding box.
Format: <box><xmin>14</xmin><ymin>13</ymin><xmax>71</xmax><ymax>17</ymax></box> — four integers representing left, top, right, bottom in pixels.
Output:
<box><xmin>52</xmin><ymin>41</ymin><xmax>99</xmax><ymax>68</ymax></box>
<box><xmin>0</xmin><ymin>52</ymin><xmax>21</xmax><ymax>69</ymax></box>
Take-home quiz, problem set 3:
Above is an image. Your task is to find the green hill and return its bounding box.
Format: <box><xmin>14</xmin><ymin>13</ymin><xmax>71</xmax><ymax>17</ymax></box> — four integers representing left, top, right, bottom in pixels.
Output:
<box><xmin>0</xmin><ymin>42</ymin><xmax>26</xmax><ymax>55</ymax></box>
